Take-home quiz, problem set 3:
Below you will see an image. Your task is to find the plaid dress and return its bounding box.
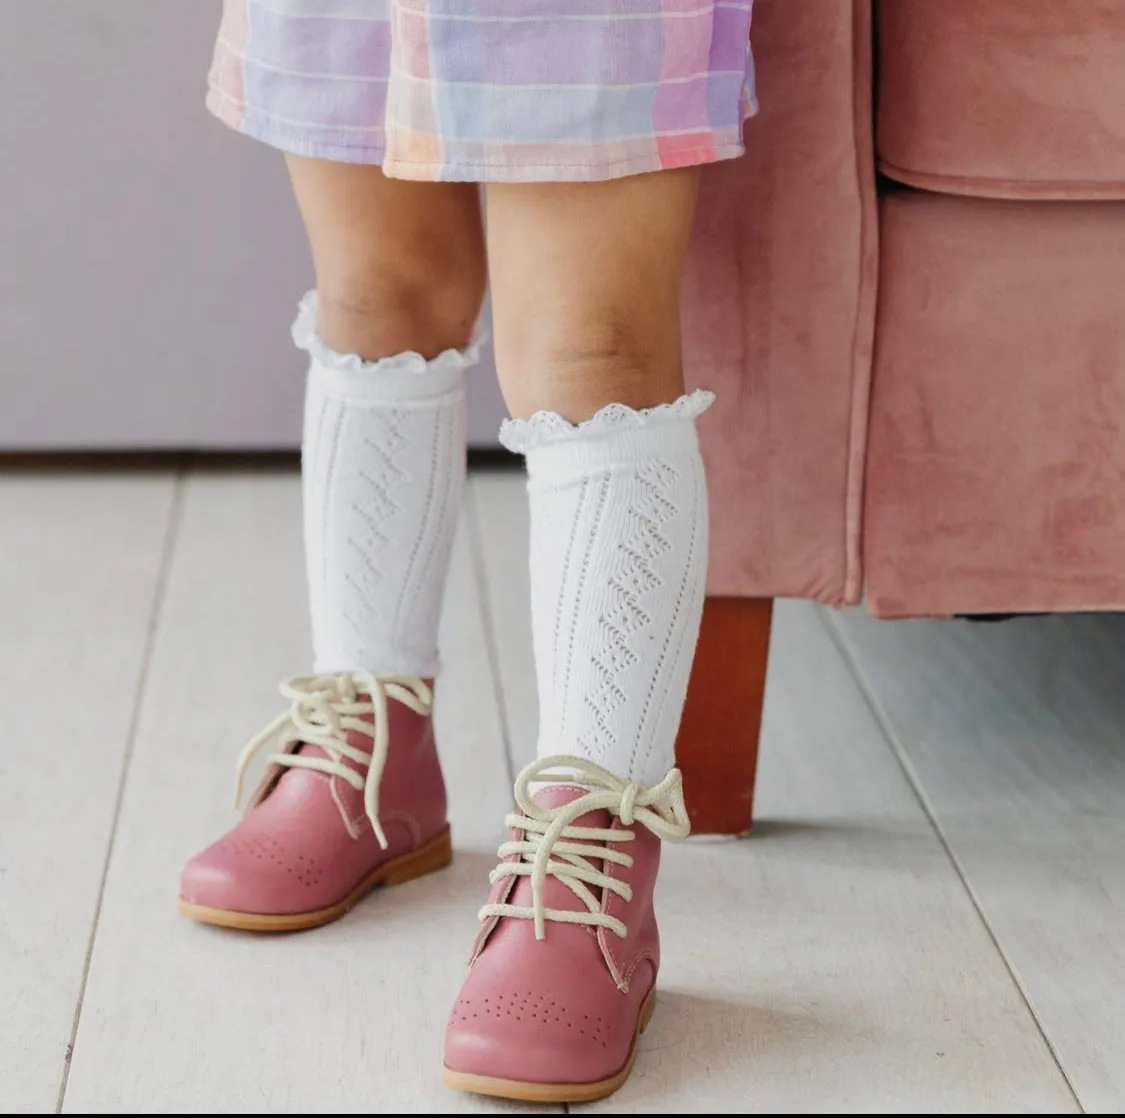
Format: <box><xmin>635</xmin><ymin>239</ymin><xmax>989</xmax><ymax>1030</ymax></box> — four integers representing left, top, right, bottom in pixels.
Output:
<box><xmin>208</xmin><ymin>0</ymin><xmax>756</xmax><ymax>182</ymax></box>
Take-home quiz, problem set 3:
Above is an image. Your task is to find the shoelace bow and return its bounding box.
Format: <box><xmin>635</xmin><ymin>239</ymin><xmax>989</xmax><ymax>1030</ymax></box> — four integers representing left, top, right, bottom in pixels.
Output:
<box><xmin>233</xmin><ymin>673</ymin><xmax>432</xmax><ymax>849</ymax></box>
<box><xmin>480</xmin><ymin>755</ymin><xmax>691</xmax><ymax>941</ymax></box>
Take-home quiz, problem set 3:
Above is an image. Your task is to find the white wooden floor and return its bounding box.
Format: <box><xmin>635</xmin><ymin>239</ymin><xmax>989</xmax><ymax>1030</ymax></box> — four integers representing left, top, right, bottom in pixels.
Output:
<box><xmin>5</xmin><ymin>463</ymin><xmax>1124</xmax><ymax>1113</ymax></box>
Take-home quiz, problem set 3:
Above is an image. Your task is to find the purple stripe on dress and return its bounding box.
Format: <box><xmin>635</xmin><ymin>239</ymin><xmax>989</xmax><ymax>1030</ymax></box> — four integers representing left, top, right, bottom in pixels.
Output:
<box><xmin>241</xmin><ymin>4</ymin><xmax>393</xmax><ymax>78</ymax></box>
<box><xmin>705</xmin><ymin>71</ymin><xmax>748</xmax><ymax>131</ymax></box>
<box><xmin>410</xmin><ymin>9</ymin><xmax>674</xmax><ymax>87</ymax></box>
<box><xmin>416</xmin><ymin>0</ymin><xmax>668</xmax><ymax>16</ymax></box>
<box><xmin>709</xmin><ymin>5</ymin><xmax>753</xmax><ymax>73</ymax></box>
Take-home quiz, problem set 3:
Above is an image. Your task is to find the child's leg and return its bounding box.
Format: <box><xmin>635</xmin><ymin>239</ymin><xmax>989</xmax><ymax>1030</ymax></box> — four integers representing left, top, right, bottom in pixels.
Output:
<box><xmin>444</xmin><ymin>169</ymin><xmax>710</xmax><ymax>1101</ymax></box>
<box><xmin>285</xmin><ymin>156</ymin><xmax>486</xmax><ymax>678</ymax></box>
<box><xmin>180</xmin><ymin>160</ymin><xmax>485</xmax><ymax>932</ymax></box>
<box><xmin>488</xmin><ymin>168</ymin><xmax>708</xmax><ymax>787</ymax></box>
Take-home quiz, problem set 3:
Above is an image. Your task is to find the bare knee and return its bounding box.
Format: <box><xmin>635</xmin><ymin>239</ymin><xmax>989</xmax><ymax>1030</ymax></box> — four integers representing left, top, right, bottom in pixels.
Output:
<box><xmin>287</xmin><ymin>159</ymin><xmax>486</xmax><ymax>360</ymax></box>
<box><xmin>504</xmin><ymin>309</ymin><xmax>683</xmax><ymax>421</ymax></box>
<box><xmin>317</xmin><ymin>244</ymin><xmax>486</xmax><ymax>361</ymax></box>
<box><xmin>536</xmin><ymin>319</ymin><xmax>655</xmax><ymax>396</ymax></box>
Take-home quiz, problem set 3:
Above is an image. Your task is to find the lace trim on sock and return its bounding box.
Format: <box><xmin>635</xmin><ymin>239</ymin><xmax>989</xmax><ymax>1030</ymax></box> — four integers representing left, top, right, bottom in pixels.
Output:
<box><xmin>292</xmin><ymin>290</ymin><xmax>484</xmax><ymax>376</ymax></box>
<box><xmin>498</xmin><ymin>389</ymin><xmax>715</xmax><ymax>455</ymax></box>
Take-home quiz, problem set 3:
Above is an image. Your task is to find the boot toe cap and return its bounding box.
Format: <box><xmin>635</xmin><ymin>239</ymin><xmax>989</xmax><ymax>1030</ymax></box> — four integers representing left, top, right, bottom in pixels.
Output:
<box><xmin>444</xmin><ymin>978</ymin><xmax>640</xmax><ymax>1087</ymax></box>
<box><xmin>179</xmin><ymin>830</ymin><xmax>326</xmax><ymax>916</ymax></box>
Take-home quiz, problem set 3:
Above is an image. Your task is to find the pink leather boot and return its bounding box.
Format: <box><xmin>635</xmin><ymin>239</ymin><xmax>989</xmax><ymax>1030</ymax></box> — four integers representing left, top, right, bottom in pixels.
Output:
<box><xmin>443</xmin><ymin>757</ymin><xmax>690</xmax><ymax>1103</ymax></box>
<box><xmin>179</xmin><ymin>673</ymin><xmax>450</xmax><ymax>932</ymax></box>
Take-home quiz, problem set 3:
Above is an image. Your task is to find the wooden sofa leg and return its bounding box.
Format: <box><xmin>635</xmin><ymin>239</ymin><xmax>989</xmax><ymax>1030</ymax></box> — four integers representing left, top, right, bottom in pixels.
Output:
<box><xmin>675</xmin><ymin>597</ymin><xmax>773</xmax><ymax>836</ymax></box>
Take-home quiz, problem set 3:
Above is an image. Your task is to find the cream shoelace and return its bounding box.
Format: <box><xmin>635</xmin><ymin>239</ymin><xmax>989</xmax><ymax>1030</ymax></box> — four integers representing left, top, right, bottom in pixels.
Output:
<box><xmin>233</xmin><ymin>673</ymin><xmax>432</xmax><ymax>849</ymax></box>
<box><xmin>480</xmin><ymin>756</ymin><xmax>691</xmax><ymax>941</ymax></box>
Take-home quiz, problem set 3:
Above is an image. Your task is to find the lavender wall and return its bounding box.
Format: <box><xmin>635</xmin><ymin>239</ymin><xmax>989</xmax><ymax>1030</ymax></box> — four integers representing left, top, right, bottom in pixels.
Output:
<box><xmin>0</xmin><ymin>2</ymin><xmax>505</xmax><ymax>449</ymax></box>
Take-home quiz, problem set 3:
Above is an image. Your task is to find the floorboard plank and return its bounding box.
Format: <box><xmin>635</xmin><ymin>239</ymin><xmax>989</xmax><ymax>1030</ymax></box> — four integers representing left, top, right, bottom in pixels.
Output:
<box><xmin>0</xmin><ymin>468</ymin><xmax>178</xmax><ymax>1113</ymax></box>
<box><xmin>467</xmin><ymin>472</ymin><xmax>536</xmax><ymax>776</ymax></box>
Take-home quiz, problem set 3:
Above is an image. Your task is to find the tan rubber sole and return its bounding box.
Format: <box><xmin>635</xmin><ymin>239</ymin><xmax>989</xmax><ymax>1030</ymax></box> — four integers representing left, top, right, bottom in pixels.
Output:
<box><xmin>442</xmin><ymin>986</ymin><xmax>656</xmax><ymax>1104</ymax></box>
<box><xmin>177</xmin><ymin>827</ymin><xmax>452</xmax><ymax>932</ymax></box>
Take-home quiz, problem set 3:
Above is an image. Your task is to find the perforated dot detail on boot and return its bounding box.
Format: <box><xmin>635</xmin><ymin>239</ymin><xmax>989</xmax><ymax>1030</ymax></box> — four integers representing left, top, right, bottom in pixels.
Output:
<box><xmin>213</xmin><ymin>832</ymin><xmax>325</xmax><ymax>889</ymax></box>
<box><xmin>449</xmin><ymin>991</ymin><xmax>613</xmax><ymax>1049</ymax></box>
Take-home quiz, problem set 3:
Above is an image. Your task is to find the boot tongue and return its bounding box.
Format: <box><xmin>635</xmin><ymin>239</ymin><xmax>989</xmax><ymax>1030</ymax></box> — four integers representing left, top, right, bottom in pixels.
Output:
<box><xmin>506</xmin><ymin>784</ymin><xmax>613</xmax><ymax>916</ymax></box>
<box><xmin>293</xmin><ymin>726</ymin><xmax>372</xmax><ymax>772</ymax></box>
<box><xmin>531</xmin><ymin>783</ymin><xmax>609</xmax><ymax>828</ymax></box>
<box><xmin>262</xmin><ymin>719</ymin><xmax>374</xmax><ymax>812</ymax></box>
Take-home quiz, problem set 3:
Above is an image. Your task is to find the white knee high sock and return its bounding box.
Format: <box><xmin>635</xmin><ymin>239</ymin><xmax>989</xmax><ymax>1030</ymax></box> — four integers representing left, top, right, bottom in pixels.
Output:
<box><xmin>295</xmin><ymin>292</ymin><xmax>474</xmax><ymax>678</ymax></box>
<box><xmin>500</xmin><ymin>391</ymin><xmax>714</xmax><ymax>787</ymax></box>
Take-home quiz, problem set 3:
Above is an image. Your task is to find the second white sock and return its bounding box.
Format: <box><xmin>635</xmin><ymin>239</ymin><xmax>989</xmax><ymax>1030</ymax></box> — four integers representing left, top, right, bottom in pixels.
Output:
<box><xmin>500</xmin><ymin>391</ymin><xmax>714</xmax><ymax>787</ymax></box>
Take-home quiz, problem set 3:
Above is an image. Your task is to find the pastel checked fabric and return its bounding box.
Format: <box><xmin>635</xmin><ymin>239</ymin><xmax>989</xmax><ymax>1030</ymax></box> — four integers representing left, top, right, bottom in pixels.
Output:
<box><xmin>208</xmin><ymin>0</ymin><xmax>756</xmax><ymax>182</ymax></box>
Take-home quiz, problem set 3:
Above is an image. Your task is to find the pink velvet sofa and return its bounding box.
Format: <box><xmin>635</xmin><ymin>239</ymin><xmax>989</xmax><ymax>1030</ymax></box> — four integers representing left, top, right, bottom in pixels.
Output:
<box><xmin>676</xmin><ymin>0</ymin><xmax>1125</xmax><ymax>833</ymax></box>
